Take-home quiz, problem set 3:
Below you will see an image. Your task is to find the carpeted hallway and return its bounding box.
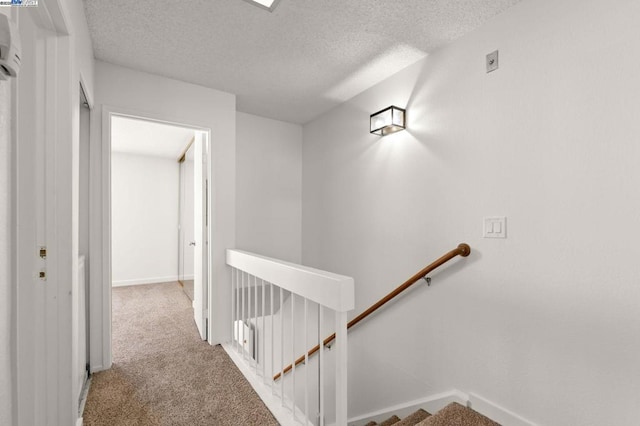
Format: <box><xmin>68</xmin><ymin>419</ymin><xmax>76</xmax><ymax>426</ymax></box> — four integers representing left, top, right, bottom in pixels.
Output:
<box><xmin>82</xmin><ymin>282</ymin><xmax>279</xmax><ymax>425</ymax></box>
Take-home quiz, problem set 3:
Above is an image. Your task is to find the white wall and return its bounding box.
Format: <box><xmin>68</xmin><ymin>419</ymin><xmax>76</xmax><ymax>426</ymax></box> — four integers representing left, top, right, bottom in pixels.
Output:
<box><xmin>7</xmin><ymin>0</ymin><xmax>96</xmax><ymax>424</ymax></box>
<box><xmin>111</xmin><ymin>152</ymin><xmax>179</xmax><ymax>286</ymax></box>
<box><xmin>91</xmin><ymin>60</ymin><xmax>236</xmax><ymax>370</ymax></box>
<box><xmin>302</xmin><ymin>0</ymin><xmax>640</xmax><ymax>424</ymax></box>
<box><xmin>236</xmin><ymin>112</ymin><xmax>302</xmax><ymax>263</ymax></box>
<box><xmin>0</xmin><ymin>10</ymin><xmax>14</xmax><ymax>423</ymax></box>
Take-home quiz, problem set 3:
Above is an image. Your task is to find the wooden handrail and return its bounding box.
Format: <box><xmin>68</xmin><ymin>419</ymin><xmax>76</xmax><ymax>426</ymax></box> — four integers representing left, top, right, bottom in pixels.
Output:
<box><xmin>273</xmin><ymin>243</ymin><xmax>471</xmax><ymax>381</ymax></box>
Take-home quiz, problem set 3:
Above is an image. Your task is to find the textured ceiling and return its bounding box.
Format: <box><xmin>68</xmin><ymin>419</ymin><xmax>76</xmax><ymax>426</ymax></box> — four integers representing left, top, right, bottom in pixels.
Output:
<box><xmin>111</xmin><ymin>116</ymin><xmax>194</xmax><ymax>160</ymax></box>
<box><xmin>84</xmin><ymin>0</ymin><xmax>522</xmax><ymax>124</ymax></box>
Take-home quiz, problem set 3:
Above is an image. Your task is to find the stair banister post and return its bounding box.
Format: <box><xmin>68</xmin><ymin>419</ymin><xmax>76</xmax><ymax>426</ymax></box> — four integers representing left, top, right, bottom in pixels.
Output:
<box><xmin>335</xmin><ymin>310</ymin><xmax>348</xmax><ymax>426</ymax></box>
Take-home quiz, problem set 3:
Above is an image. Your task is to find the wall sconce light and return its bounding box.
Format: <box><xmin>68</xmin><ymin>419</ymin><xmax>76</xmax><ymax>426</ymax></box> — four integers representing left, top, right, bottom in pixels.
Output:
<box><xmin>242</xmin><ymin>0</ymin><xmax>281</xmax><ymax>12</ymax></box>
<box><xmin>370</xmin><ymin>106</ymin><xmax>406</xmax><ymax>136</ymax></box>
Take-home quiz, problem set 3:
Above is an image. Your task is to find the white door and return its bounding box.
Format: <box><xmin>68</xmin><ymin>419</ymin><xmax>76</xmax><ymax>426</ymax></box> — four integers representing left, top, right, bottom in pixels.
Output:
<box><xmin>193</xmin><ymin>131</ymin><xmax>208</xmax><ymax>339</ymax></box>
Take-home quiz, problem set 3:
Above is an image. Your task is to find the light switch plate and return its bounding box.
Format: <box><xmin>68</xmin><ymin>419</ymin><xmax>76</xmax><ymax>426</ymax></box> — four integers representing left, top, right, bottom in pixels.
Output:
<box><xmin>486</xmin><ymin>50</ymin><xmax>499</xmax><ymax>73</ymax></box>
<box><xmin>483</xmin><ymin>216</ymin><xmax>506</xmax><ymax>238</ymax></box>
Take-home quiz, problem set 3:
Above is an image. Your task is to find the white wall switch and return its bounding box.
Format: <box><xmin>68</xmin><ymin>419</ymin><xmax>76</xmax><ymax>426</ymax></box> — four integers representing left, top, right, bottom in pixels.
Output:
<box><xmin>486</xmin><ymin>50</ymin><xmax>499</xmax><ymax>73</ymax></box>
<box><xmin>483</xmin><ymin>216</ymin><xmax>506</xmax><ymax>238</ymax></box>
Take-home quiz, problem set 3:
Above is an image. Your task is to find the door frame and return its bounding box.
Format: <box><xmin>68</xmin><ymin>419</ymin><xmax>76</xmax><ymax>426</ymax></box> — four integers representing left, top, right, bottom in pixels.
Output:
<box><xmin>192</xmin><ymin>130</ymin><xmax>209</xmax><ymax>339</ymax></box>
<box><xmin>13</xmin><ymin>1</ymin><xmax>91</xmax><ymax>424</ymax></box>
<box><xmin>99</xmin><ymin>106</ymin><xmax>212</xmax><ymax>369</ymax></box>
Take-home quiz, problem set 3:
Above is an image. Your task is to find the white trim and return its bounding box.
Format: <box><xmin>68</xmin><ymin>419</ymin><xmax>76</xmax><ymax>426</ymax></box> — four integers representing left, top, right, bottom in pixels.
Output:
<box><xmin>469</xmin><ymin>393</ymin><xmax>537</xmax><ymax>426</ymax></box>
<box><xmin>100</xmin><ymin>106</ymin><xmax>112</xmax><ymax>371</ymax></box>
<box><xmin>226</xmin><ymin>252</ymin><xmax>353</xmax><ymax>425</ymax></box>
<box><xmin>112</xmin><ymin>277</ymin><xmax>182</xmax><ymax>287</ymax></box>
<box><xmin>30</xmin><ymin>0</ymin><xmax>69</xmax><ymax>34</ymax></box>
<box><xmin>79</xmin><ymin>72</ymin><xmax>94</xmax><ymax>110</ymax></box>
<box><xmin>53</xmin><ymin>31</ymin><xmax>76</xmax><ymax>426</ymax></box>
<box><xmin>222</xmin><ymin>343</ymin><xmax>312</xmax><ymax>426</ymax></box>
<box><xmin>347</xmin><ymin>389</ymin><xmax>537</xmax><ymax>426</ymax></box>
<box><xmin>348</xmin><ymin>390</ymin><xmax>468</xmax><ymax>426</ymax></box>
<box><xmin>16</xmin><ymin>4</ymin><xmax>77</xmax><ymax>424</ymax></box>
<box><xmin>103</xmin><ymin>105</ymin><xmax>211</xmax><ymax>132</ymax></box>
<box><xmin>14</xmin><ymin>4</ymin><xmax>73</xmax><ymax>425</ymax></box>
<box><xmin>98</xmin><ymin>105</ymin><xmax>213</xmax><ymax>371</ymax></box>
<box><xmin>226</xmin><ymin>249</ymin><xmax>354</xmax><ymax>312</ymax></box>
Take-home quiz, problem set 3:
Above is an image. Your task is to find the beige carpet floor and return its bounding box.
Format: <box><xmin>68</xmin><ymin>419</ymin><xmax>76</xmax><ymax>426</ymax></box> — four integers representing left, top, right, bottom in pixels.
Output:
<box><xmin>83</xmin><ymin>282</ymin><xmax>279</xmax><ymax>426</ymax></box>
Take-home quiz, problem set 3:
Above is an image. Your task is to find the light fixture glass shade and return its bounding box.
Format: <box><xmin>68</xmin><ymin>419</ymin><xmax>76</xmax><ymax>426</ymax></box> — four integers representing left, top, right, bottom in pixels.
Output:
<box><xmin>370</xmin><ymin>106</ymin><xmax>406</xmax><ymax>136</ymax></box>
<box><xmin>252</xmin><ymin>0</ymin><xmax>275</xmax><ymax>7</ymax></box>
<box><xmin>243</xmin><ymin>0</ymin><xmax>280</xmax><ymax>12</ymax></box>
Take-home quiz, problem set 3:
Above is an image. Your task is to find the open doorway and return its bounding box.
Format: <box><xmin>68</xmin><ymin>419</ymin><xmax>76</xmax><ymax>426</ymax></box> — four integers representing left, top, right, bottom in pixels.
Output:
<box><xmin>109</xmin><ymin>114</ymin><xmax>210</xmax><ymax>353</ymax></box>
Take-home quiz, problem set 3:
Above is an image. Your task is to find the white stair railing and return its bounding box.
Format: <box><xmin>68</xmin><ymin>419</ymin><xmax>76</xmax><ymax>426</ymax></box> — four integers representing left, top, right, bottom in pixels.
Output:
<box><xmin>225</xmin><ymin>250</ymin><xmax>354</xmax><ymax>426</ymax></box>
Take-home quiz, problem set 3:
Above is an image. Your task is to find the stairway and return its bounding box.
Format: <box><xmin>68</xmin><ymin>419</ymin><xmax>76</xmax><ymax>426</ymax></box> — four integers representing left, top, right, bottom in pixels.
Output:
<box><xmin>363</xmin><ymin>402</ymin><xmax>500</xmax><ymax>426</ymax></box>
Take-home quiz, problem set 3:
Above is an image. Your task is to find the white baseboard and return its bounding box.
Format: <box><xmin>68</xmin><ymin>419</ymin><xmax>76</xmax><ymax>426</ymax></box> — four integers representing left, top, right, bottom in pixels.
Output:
<box><xmin>76</xmin><ymin>417</ymin><xmax>83</xmax><ymax>426</ymax></box>
<box><xmin>90</xmin><ymin>364</ymin><xmax>103</xmax><ymax>373</ymax></box>
<box><xmin>222</xmin><ymin>337</ymin><xmax>536</xmax><ymax>426</ymax></box>
<box><xmin>469</xmin><ymin>393</ymin><xmax>537</xmax><ymax>426</ymax></box>
<box><xmin>348</xmin><ymin>390</ymin><xmax>536</xmax><ymax>426</ymax></box>
<box><xmin>112</xmin><ymin>276</ymin><xmax>179</xmax><ymax>287</ymax></box>
<box><xmin>348</xmin><ymin>390</ymin><xmax>468</xmax><ymax>425</ymax></box>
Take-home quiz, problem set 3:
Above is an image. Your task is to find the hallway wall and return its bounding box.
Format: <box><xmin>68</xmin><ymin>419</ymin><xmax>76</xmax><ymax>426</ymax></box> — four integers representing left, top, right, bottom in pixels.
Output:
<box><xmin>302</xmin><ymin>0</ymin><xmax>640</xmax><ymax>424</ymax></box>
<box><xmin>236</xmin><ymin>112</ymin><xmax>302</xmax><ymax>263</ymax></box>
<box><xmin>111</xmin><ymin>152</ymin><xmax>180</xmax><ymax>286</ymax></box>
<box><xmin>91</xmin><ymin>60</ymin><xmax>237</xmax><ymax>370</ymax></box>
<box><xmin>0</xmin><ymin>10</ymin><xmax>14</xmax><ymax>424</ymax></box>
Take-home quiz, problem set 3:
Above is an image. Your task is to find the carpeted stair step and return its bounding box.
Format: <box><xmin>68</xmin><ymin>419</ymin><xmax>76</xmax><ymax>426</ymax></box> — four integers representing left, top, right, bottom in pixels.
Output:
<box><xmin>394</xmin><ymin>408</ymin><xmax>431</xmax><ymax>425</ymax></box>
<box><xmin>415</xmin><ymin>402</ymin><xmax>500</xmax><ymax>426</ymax></box>
<box><xmin>364</xmin><ymin>409</ymin><xmax>431</xmax><ymax>426</ymax></box>
<box><xmin>377</xmin><ymin>414</ymin><xmax>401</xmax><ymax>425</ymax></box>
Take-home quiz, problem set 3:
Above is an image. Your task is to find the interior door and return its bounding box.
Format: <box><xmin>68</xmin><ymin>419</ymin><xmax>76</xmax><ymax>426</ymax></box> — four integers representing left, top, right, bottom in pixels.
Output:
<box><xmin>193</xmin><ymin>131</ymin><xmax>208</xmax><ymax>340</ymax></box>
<box><xmin>178</xmin><ymin>145</ymin><xmax>195</xmax><ymax>301</ymax></box>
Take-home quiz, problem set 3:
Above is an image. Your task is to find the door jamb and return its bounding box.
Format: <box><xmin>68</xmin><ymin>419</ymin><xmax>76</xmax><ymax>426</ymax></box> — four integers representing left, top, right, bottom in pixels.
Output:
<box><xmin>14</xmin><ymin>2</ymin><xmax>81</xmax><ymax>424</ymax></box>
<box><xmin>99</xmin><ymin>106</ymin><xmax>212</xmax><ymax>370</ymax></box>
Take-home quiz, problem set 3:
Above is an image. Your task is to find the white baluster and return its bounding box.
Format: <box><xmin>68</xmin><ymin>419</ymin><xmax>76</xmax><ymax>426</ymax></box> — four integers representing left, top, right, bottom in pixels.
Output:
<box><xmin>241</xmin><ymin>271</ymin><xmax>245</xmax><ymax>356</ymax></box>
<box><xmin>231</xmin><ymin>268</ymin><xmax>235</xmax><ymax>350</ymax></box>
<box><xmin>255</xmin><ymin>274</ymin><xmax>258</xmax><ymax>371</ymax></box>
<box><xmin>280</xmin><ymin>286</ymin><xmax>284</xmax><ymax>406</ymax></box>
<box><xmin>262</xmin><ymin>278</ymin><xmax>266</xmax><ymax>382</ymax></box>
<box><xmin>237</xmin><ymin>271</ymin><xmax>241</xmax><ymax>353</ymax></box>
<box><xmin>291</xmin><ymin>293</ymin><xmax>296</xmax><ymax>423</ymax></box>
<box><xmin>248</xmin><ymin>273</ymin><xmax>253</xmax><ymax>362</ymax></box>
<box><xmin>304</xmin><ymin>298</ymin><xmax>309</xmax><ymax>425</ymax></box>
<box><xmin>224</xmin><ymin>249</ymin><xmax>354</xmax><ymax>426</ymax></box>
<box><xmin>270</xmin><ymin>281</ymin><xmax>274</xmax><ymax>395</ymax></box>
<box><xmin>319</xmin><ymin>306</ymin><xmax>324</xmax><ymax>426</ymax></box>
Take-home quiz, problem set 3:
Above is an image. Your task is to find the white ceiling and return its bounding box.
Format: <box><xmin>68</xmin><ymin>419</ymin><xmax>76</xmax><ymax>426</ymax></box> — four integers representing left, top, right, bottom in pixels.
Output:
<box><xmin>84</xmin><ymin>0</ymin><xmax>522</xmax><ymax>124</ymax></box>
<box><xmin>111</xmin><ymin>115</ymin><xmax>195</xmax><ymax>159</ymax></box>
